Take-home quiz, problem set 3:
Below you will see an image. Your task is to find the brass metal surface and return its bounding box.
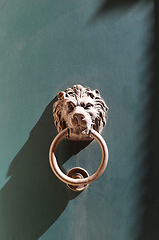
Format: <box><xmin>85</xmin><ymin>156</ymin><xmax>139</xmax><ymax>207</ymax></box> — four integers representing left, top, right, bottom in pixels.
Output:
<box><xmin>49</xmin><ymin>128</ymin><xmax>108</xmax><ymax>191</ymax></box>
<box><xmin>66</xmin><ymin>167</ymin><xmax>89</xmax><ymax>191</ymax></box>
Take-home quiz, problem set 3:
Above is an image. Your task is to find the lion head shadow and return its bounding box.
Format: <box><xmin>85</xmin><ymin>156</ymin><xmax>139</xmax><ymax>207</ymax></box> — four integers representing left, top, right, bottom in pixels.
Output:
<box><xmin>0</xmin><ymin>97</ymin><xmax>91</xmax><ymax>240</ymax></box>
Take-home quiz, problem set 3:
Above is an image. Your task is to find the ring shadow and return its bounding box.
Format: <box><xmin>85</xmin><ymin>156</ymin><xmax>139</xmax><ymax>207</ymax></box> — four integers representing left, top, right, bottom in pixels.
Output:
<box><xmin>0</xmin><ymin>97</ymin><xmax>91</xmax><ymax>240</ymax></box>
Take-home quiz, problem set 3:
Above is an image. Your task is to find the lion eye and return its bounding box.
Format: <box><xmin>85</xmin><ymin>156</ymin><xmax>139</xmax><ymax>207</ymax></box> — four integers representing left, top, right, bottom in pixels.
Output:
<box><xmin>85</xmin><ymin>103</ymin><xmax>93</xmax><ymax>109</ymax></box>
<box><xmin>67</xmin><ymin>102</ymin><xmax>75</xmax><ymax>111</ymax></box>
<box><xmin>81</xmin><ymin>102</ymin><xmax>85</xmax><ymax>108</ymax></box>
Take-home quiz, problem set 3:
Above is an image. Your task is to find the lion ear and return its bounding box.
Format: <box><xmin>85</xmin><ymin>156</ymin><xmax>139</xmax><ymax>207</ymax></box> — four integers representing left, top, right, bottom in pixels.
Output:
<box><xmin>57</xmin><ymin>91</ymin><xmax>66</xmax><ymax>100</ymax></box>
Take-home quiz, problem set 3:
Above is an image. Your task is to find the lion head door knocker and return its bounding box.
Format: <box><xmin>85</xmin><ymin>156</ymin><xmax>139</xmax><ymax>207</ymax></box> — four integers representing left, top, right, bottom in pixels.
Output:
<box><xmin>49</xmin><ymin>84</ymin><xmax>109</xmax><ymax>191</ymax></box>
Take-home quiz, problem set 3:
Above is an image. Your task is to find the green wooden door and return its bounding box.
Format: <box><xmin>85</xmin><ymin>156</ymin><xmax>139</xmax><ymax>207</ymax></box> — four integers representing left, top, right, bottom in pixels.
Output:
<box><xmin>0</xmin><ymin>0</ymin><xmax>157</xmax><ymax>239</ymax></box>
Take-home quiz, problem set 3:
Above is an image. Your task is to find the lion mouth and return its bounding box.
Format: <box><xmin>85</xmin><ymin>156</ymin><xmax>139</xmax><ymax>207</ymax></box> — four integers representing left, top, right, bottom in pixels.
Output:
<box><xmin>72</xmin><ymin>125</ymin><xmax>88</xmax><ymax>135</ymax></box>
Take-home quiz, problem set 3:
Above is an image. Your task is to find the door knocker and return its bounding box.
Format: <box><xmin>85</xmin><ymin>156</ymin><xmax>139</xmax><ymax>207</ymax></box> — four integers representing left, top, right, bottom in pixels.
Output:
<box><xmin>49</xmin><ymin>84</ymin><xmax>109</xmax><ymax>191</ymax></box>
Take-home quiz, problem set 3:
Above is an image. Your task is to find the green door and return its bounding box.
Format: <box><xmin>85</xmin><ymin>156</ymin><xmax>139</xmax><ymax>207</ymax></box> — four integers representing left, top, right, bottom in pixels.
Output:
<box><xmin>0</xmin><ymin>0</ymin><xmax>157</xmax><ymax>239</ymax></box>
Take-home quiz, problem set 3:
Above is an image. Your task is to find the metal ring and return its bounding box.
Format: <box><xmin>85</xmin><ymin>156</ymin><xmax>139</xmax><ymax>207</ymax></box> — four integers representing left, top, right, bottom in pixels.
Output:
<box><xmin>49</xmin><ymin>128</ymin><xmax>108</xmax><ymax>186</ymax></box>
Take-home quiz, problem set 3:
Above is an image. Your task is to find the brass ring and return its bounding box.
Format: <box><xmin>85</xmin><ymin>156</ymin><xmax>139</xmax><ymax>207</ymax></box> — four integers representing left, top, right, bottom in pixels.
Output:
<box><xmin>49</xmin><ymin>128</ymin><xmax>108</xmax><ymax>188</ymax></box>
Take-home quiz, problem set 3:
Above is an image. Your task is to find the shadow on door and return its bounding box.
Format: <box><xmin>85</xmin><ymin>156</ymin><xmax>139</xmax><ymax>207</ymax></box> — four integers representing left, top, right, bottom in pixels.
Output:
<box><xmin>0</xmin><ymin>97</ymin><xmax>91</xmax><ymax>240</ymax></box>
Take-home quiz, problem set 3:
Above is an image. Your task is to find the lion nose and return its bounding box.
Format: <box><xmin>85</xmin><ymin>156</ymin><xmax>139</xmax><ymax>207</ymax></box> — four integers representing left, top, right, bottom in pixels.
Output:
<box><xmin>71</xmin><ymin>113</ymin><xmax>86</xmax><ymax>126</ymax></box>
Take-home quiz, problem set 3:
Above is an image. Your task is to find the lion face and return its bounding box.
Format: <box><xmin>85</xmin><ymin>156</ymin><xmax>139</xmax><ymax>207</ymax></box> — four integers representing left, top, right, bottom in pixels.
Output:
<box><xmin>53</xmin><ymin>84</ymin><xmax>108</xmax><ymax>140</ymax></box>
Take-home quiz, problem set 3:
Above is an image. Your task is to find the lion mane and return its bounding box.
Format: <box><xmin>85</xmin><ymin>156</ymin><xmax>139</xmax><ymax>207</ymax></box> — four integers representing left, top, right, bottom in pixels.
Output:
<box><xmin>53</xmin><ymin>84</ymin><xmax>108</xmax><ymax>139</ymax></box>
